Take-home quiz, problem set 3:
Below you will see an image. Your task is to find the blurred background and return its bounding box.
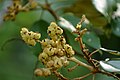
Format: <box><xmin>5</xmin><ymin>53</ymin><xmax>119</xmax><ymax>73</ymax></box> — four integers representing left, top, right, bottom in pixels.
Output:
<box><xmin>0</xmin><ymin>0</ymin><xmax>120</xmax><ymax>80</ymax></box>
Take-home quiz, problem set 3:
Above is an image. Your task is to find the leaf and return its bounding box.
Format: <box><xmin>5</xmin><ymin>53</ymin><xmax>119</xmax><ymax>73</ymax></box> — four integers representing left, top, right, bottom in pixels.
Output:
<box><xmin>100</xmin><ymin>47</ymin><xmax>120</xmax><ymax>56</ymax></box>
<box><xmin>111</xmin><ymin>18</ymin><xmax>120</xmax><ymax>37</ymax></box>
<box><xmin>95</xmin><ymin>74</ymin><xmax>116</xmax><ymax>80</ymax></box>
<box><xmin>59</xmin><ymin>17</ymin><xmax>76</xmax><ymax>32</ymax></box>
<box><xmin>82</xmin><ymin>31</ymin><xmax>101</xmax><ymax>49</ymax></box>
<box><xmin>15</xmin><ymin>10</ymin><xmax>42</xmax><ymax>26</ymax></box>
<box><xmin>100</xmin><ymin>59</ymin><xmax>120</xmax><ymax>73</ymax></box>
<box><xmin>92</xmin><ymin>0</ymin><xmax>108</xmax><ymax>16</ymax></box>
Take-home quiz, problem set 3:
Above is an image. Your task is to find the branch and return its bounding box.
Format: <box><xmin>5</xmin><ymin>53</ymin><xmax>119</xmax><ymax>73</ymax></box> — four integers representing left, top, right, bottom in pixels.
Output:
<box><xmin>53</xmin><ymin>71</ymin><xmax>69</xmax><ymax>80</ymax></box>
<box><xmin>98</xmin><ymin>70</ymin><xmax>120</xmax><ymax>80</ymax></box>
<box><xmin>73</xmin><ymin>73</ymin><xmax>93</xmax><ymax>80</ymax></box>
<box><xmin>68</xmin><ymin>57</ymin><xmax>94</xmax><ymax>71</ymax></box>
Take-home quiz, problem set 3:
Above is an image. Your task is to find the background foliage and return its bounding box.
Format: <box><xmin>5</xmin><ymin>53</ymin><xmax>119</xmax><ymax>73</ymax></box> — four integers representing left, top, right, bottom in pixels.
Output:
<box><xmin>0</xmin><ymin>0</ymin><xmax>120</xmax><ymax>80</ymax></box>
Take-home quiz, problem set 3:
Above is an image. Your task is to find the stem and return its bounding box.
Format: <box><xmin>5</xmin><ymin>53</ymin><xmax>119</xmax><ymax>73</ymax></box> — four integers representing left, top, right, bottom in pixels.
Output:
<box><xmin>68</xmin><ymin>64</ymin><xmax>79</xmax><ymax>72</ymax></box>
<box><xmin>74</xmin><ymin>73</ymin><xmax>93</xmax><ymax>80</ymax></box>
<box><xmin>92</xmin><ymin>74</ymin><xmax>95</xmax><ymax>80</ymax></box>
<box><xmin>53</xmin><ymin>71</ymin><xmax>68</xmax><ymax>80</ymax></box>
<box><xmin>99</xmin><ymin>70</ymin><xmax>120</xmax><ymax>80</ymax></box>
<box><xmin>68</xmin><ymin>57</ymin><xmax>94</xmax><ymax>71</ymax></box>
<box><xmin>38</xmin><ymin>0</ymin><xmax>59</xmax><ymax>21</ymax></box>
<box><xmin>79</xmin><ymin>37</ymin><xmax>96</xmax><ymax>68</ymax></box>
<box><xmin>89</xmin><ymin>49</ymin><xmax>100</xmax><ymax>57</ymax></box>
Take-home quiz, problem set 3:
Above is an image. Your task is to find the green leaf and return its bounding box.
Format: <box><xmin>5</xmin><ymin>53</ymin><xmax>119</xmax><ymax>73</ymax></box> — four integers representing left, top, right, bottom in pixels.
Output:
<box><xmin>15</xmin><ymin>10</ymin><xmax>42</xmax><ymax>26</ymax></box>
<box><xmin>83</xmin><ymin>31</ymin><xmax>101</xmax><ymax>49</ymax></box>
<box><xmin>111</xmin><ymin>18</ymin><xmax>120</xmax><ymax>37</ymax></box>
<box><xmin>95</xmin><ymin>74</ymin><xmax>116</xmax><ymax>80</ymax></box>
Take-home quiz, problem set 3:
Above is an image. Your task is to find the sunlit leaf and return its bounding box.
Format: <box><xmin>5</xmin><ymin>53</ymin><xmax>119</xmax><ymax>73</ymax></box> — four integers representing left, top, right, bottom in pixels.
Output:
<box><xmin>59</xmin><ymin>17</ymin><xmax>76</xmax><ymax>32</ymax></box>
<box><xmin>100</xmin><ymin>59</ymin><xmax>120</xmax><ymax>72</ymax></box>
<box><xmin>92</xmin><ymin>0</ymin><xmax>117</xmax><ymax>19</ymax></box>
<box><xmin>100</xmin><ymin>47</ymin><xmax>120</xmax><ymax>56</ymax></box>
<box><xmin>92</xmin><ymin>0</ymin><xmax>108</xmax><ymax>16</ymax></box>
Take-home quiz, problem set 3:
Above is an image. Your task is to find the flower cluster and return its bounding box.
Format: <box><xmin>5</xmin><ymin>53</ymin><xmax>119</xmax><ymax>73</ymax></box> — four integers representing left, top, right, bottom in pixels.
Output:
<box><xmin>20</xmin><ymin>22</ymin><xmax>75</xmax><ymax>77</ymax></box>
<box><xmin>20</xmin><ymin>27</ymin><xmax>41</xmax><ymax>46</ymax></box>
<box><xmin>3</xmin><ymin>0</ymin><xmax>38</xmax><ymax>21</ymax></box>
<box><xmin>35</xmin><ymin>22</ymin><xmax>75</xmax><ymax>76</ymax></box>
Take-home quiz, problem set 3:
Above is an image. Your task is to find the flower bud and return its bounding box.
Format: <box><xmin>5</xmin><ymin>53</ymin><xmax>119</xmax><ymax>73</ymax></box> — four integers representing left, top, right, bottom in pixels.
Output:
<box><xmin>34</xmin><ymin>68</ymin><xmax>43</xmax><ymax>76</ymax></box>
<box><xmin>42</xmin><ymin>68</ymin><xmax>51</xmax><ymax>76</ymax></box>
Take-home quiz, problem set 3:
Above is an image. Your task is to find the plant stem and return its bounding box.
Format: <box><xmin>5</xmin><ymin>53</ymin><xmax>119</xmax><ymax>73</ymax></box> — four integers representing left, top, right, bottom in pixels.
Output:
<box><xmin>68</xmin><ymin>57</ymin><xmax>94</xmax><ymax>71</ymax></box>
<box><xmin>53</xmin><ymin>71</ymin><xmax>68</xmax><ymax>80</ymax></box>
<box><xmin>79</xmin><ymin>37</ymin><xmax>96</xmax><ymax>68</ymax></box>
<box><xmin>74</xmin><ymin>73</ymin><xmax>93</xmax><ymax>80</ymax></box>
<box><xmin>99</xmin><ymin>70</ymin><xmax>120</xmax><ymax>80</ymax></box>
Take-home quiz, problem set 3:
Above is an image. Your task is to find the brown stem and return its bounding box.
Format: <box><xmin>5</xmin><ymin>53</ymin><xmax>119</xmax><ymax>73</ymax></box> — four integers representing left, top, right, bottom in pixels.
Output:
<box><xmin>79</xmin><ymin>37</ymin><xmax>96</xmax><ymax>68</ymax></box>
<box><xmin>46</xmin><ymin>6</ymin><xmax>59</xmax><ymax>21</ymax></box>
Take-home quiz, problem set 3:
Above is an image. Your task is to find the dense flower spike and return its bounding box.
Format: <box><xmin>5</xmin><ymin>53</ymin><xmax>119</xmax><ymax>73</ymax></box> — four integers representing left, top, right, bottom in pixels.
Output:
<box><xmin>20</xmin><ymin>27</ymin><xmax>41</xmax><ymax>46</ymax></box>
<box><xmin>20</xmin><ymin>22</ymin><xmax>74</xmax><ymax>77</ymax></box>
<box><xmin>38</xmin><ymin>22</ymin><xmax>75</xmax><ymax>76</ymax></box>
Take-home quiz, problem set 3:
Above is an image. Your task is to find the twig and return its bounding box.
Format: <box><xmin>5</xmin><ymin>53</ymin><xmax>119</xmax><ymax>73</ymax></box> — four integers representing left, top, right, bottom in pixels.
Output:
<box><xmin>53</xmin><ymin>71</ymin><xmax>69</xmax><ymax>80</ymax></box>
<box><xmin>68</xmin><ymin>64</ymin><xmax>79</xmax><ymax>72</ymax></box>
<box><xmin>68</xmin><ymin>57</ymin><xmax>94</xmax><ymax>71</ymax></box>
<box><xmin>79</xmin><ymin>37</ymin><xmax>96</xmax><ymax>68</ymax></box>
<box><xmin>73</xmin><ymin>73</ymin><xmax>93</xmax><ymax>80</ymax></box>
<box><xmin>92</xmin><ymin>74</ymin><xmax>95</xmax><ymax>80</ymax></box>
<box><xmin>37</xmin><ymin>0</ymin><xmax>59</xmax><ymax>21</ymax></box>
<box><xmin>89</xmin><ymin>49</ymin><xmax>100</xmax><ymax>57</ymax></box>
<box><xmin>99</xmin><ymin>70</ymin><xmax>120</xmax><ymax>80</ymax></box>
<box><xmin>74</xmin><ymin>15</ymin><xmax>96</xmax><ymax>68</ymax></box>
